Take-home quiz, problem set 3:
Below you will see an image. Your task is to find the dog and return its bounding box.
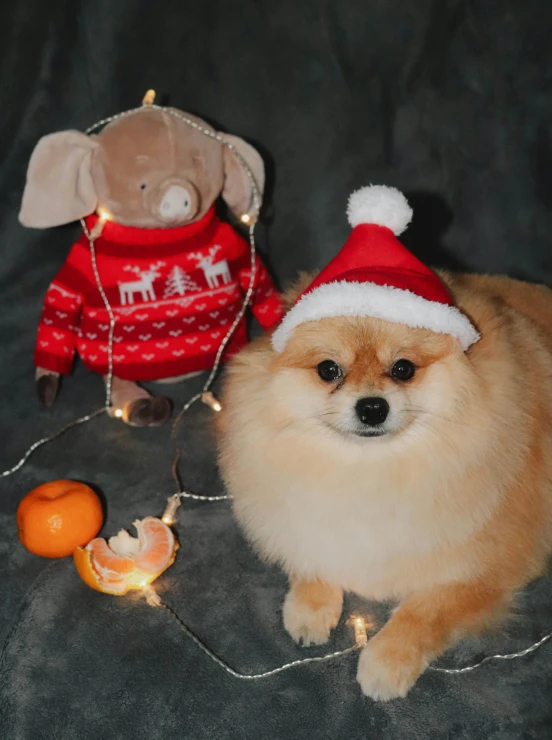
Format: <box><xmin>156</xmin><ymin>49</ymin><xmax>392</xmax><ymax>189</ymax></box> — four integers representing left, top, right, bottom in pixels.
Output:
<box><xmin>217</xmin><ymin>187</ymin><xmax>552</xmax><ymax>701</ymax></box>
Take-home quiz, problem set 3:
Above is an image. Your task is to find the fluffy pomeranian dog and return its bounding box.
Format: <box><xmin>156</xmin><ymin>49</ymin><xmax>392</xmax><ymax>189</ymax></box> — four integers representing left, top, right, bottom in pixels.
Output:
<box><xmin>217</xmin><ymin>186</ymin><xmax>552</xmax><ymax>700</ymax></box>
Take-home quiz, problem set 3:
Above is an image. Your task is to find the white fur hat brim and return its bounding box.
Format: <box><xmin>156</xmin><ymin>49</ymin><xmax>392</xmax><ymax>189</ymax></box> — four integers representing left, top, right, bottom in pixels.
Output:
<box><xmin>271</xmin><ymin>281</ymin><xmax>480</xmax><ymax>353</ymax></box>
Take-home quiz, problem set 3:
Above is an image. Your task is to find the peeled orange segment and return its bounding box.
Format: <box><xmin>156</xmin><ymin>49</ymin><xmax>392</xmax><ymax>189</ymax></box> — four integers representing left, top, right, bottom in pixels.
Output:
<box><xmin>74</xmin><ymin>516</ymin><xmax>178</xmax><ymax>595</ymax></box>
<box><xmin>85</xmin><ymin>539</ymin><xmax>136</xmax><ymax>580</ymax></box>
<box><xmin>133</xmin><ymin>517</ymin><xmax>176</xmax><ymax>574</ymax></box>
<box><xmin>74</xmin><ymin>547</ymin><xmax>131</xmax><ymax>595</ymax></box>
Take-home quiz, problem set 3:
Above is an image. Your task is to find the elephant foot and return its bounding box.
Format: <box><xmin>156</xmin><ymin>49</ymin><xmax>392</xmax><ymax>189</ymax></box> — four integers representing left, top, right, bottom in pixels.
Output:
<box><xmin>125</xmin><ymin>396</ymin><xmax>172</xmax><ymax>427</ymax></box>
<box><xmin>106</xmin><ymin>377</ymin><xmax>172</xmax><ymax>428</ymax></box>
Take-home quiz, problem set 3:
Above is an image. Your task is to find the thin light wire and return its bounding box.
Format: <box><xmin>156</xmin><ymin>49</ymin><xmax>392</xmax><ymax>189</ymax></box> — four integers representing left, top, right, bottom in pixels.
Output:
<box><xmin>157</xmin><ymin>596</ymin><xmax>359</xmax><ymax>680</ymax></box>
<box><xmin>170</xmin><ymin>214</ymin><xmax>257</xmax><ymax>491</ymax></box>
<box><xmin>2</xmin><ymin>102</ymin><xmax>259</xmax><ymax>480</ymax></box>
<box><xmin>177</xmin><ymin>491</ymin><xmax>231</xmax><ymax>502</ymax></box>
<box><xmin>153</xmin><ymin>593</ymin><xmax>552</xmax><ymax>681</ymax></box>
<box><xmin>1</xmin><ymin>408</ymin><xmax>106</xmax><ymax>478</ymax></box>
<box><xmin>2</xmin><ymin>219</ymin><xmax>116</xmax><ymax>480</ymax></box>
<box><xmin>162</xmin><ymin>103</ymin><xmax>262</xmax><ymax>491</ymax></box>
<box><xmin>88</xmin><ymin>105</ymin><xmax>263</xmax><ymax>489</ymax></box>
<box><xmin>429</xmin><ymin>630</ymin><xmax>552</xmax><ymax>674</ymax></box>
<box><xmin>4</xmin><ymin>101</ymin><xmax>552</xmax><ymax>684</ymax></box>
<box><xmin>80</xmin><ymin>217</ymin><xmax>117</xmax><ymax>409</ymax></box>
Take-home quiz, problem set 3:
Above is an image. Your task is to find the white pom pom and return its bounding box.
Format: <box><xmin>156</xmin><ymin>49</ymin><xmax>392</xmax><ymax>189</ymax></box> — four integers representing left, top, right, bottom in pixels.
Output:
<box><xmin>347</xmin><ymin>185</ymin><xmax>413</xmax><ymax>235</ymax></box>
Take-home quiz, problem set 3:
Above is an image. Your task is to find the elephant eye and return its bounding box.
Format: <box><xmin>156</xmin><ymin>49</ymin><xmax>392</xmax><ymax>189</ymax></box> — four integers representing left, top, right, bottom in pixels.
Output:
<box><xmin>140</xmin><ymin>183</ymin><xmax>147</xmax><ymax>190</ymax></box>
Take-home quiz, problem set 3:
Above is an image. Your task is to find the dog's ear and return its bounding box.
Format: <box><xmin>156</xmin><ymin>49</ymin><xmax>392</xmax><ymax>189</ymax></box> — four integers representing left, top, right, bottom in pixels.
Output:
<box><xmin>281</xmin><ymin>271</ymin><xmax>317</xmax><ymax>311</ymax></box>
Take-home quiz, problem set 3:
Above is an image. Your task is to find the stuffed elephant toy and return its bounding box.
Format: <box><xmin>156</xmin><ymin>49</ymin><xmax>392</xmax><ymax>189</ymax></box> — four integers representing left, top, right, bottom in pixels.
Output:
<box><xmin>19</xmin><ymin>103</ymin><xmax>283</xmax><ymax>426</ymax></box>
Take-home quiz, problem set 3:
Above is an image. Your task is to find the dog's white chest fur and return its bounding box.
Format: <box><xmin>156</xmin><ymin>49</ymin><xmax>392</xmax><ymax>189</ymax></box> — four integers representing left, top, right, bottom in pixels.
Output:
<box><xmin>231</xmin><ymin>441</ymin><xmax>489</xmax><ymax>599</ymax></box>
<box><xmin>240</xmin><ymin>487</ymin><xmax>417</xmax><ymax>588</ymax></box>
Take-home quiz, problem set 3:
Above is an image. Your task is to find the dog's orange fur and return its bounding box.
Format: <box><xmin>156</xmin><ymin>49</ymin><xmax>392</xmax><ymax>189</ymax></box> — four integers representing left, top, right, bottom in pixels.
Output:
<box><xmin>218</xmin><ymin>271</ymin><xmax>552</xmax><ymax>700</ymax></box>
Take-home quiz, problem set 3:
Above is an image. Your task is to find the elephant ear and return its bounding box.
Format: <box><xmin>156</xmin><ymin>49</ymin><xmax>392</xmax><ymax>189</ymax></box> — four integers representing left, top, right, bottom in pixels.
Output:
<box><xmin>19</xmin><ymin>131</ymin><xmax>99</xmax><ymax>228</ymax></box>
<box><xmin>221</xmin><ymin>133</ymin><xmax>265</xmax><ymax>218</ymax></box>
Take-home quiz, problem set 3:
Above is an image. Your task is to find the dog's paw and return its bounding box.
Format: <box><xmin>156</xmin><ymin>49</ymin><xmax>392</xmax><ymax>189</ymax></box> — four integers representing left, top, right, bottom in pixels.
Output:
<box><xmin>356</xmin><ymin>635</ymin><xmax>428</xmax><ymax>701</ymax></box>
<box><xmin>283</xmin><ymin>587</ymin><xmax>342</xmax><ymax>646</ymax></box>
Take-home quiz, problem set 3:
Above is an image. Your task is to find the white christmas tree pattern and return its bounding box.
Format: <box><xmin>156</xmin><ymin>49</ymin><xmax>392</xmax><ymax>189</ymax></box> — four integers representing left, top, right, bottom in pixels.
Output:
<box><xmin>163</xmin><ymin>266</ymin><xmax>201</xmax><ymax>298</ymax></box>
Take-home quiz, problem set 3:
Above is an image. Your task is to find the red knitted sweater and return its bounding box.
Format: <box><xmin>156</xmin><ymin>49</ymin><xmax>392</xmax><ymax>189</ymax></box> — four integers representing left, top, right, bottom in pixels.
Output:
<box><xmin>35</xmin><ymin>208</ymin><xmax>283</xmax><ymax>381</ymax></box>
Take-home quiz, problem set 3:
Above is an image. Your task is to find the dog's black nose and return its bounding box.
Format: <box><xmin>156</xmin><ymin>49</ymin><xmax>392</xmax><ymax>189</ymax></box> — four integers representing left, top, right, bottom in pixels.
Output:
<box><xmin>355</xmin><ymin>397</ymin><xmax>389</xmax><ymax>426</ymax></box>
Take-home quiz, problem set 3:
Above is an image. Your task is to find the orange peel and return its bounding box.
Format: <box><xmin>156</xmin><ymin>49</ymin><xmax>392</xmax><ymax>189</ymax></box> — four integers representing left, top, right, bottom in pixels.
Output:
<box><xmin>74</xmin><ymin>516</ymin><xmax>178</xmax><ymax>595</ymax></box>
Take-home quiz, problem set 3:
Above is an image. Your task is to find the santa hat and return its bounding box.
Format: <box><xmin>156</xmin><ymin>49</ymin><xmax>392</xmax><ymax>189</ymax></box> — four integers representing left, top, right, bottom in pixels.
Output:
<box><xmin>272</xmin><ymin>185</ymin><xmax>479</xmax><ymax>352</ymax></box>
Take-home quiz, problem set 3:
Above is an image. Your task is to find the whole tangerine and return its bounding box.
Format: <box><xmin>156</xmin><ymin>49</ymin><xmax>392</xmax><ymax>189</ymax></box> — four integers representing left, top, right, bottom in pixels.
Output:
<box><xmin>17</xmin><ymin>480</ymin><xmax>103</xmax><ymax>558</ymax></box>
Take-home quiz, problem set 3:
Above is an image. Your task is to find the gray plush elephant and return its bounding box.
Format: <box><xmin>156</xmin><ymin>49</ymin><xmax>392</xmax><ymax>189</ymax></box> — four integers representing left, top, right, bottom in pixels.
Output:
<box><xmin>19</xmin><ymin>101</ymin><xmax>282</xmax><ymax>426</ymax></box>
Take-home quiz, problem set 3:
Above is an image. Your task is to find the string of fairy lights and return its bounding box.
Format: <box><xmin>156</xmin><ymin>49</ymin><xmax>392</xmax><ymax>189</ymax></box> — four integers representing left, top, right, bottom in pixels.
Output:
<box><xmin>2</xmin><ymin>92</ymin><xmax>551</xmax><ymax>683</ymax></box>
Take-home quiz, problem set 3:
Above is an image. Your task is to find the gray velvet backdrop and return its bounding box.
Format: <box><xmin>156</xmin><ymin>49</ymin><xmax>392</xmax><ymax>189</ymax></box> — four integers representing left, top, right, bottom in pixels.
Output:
<box><xmin>1</xmin><ymin>1</ymin><xmax>552</xmax><ymax>738</ymax></box>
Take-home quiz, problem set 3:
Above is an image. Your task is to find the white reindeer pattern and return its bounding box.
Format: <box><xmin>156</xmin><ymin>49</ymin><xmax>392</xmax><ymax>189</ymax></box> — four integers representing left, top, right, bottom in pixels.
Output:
<box><xmin>118</xmin><ymin>263</ymin><xmax>164</xmax><ymax>305</ymax></box>
<box><xmin>190</xmin><ymin>246</ymin><xmax>231</xmax><ymax>288</ymax></box>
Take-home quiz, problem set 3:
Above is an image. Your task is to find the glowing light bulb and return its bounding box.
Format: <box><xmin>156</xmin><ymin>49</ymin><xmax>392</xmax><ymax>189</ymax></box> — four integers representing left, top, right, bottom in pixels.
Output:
<box><xmin>143</xmin><ymin>584</ymin><xmax>161</xmax><ymax>607</ymax></box>
<box><xmin>142</xmin><ymin>89</ymin><xmax>156</xmax><ymax>106</ymax></box>
<box><xmin>201</xmin><ymin>391</ymin><xmax>222</xmax><ymax>412</ymax></box>
<box><xmin>162</xmin><ymin>494</ymin><xmax>181</xmax><ymax>526</ymax></box>
<box><xmin>240</xmin><ymin>213</ymin><xmax>251</xmax><ymax>224</ymax></box>
<box><xmin>352</xmin><ymin>616</ymin><xmax>369</xmax><ymax>647</ymax></box>
<box><xmin>97</xmin><ymin>207</ymin><xmax>111</xmax><ymax>223</ymax></box>
<box><xmin>113</xmin><ymin>408</ymin><xmax>124</xmax><ymax>418</ymax></box>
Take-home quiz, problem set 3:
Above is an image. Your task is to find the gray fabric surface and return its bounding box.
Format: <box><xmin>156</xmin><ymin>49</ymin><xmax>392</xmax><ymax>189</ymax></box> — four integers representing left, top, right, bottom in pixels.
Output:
<box><xmin>2</xmin><ymin>0</ymin><xmax>552</xmax><ymax>737</ymax></box>
<box><xmin>2</xmin><ymin>339</ymin><xmax>552</xmax><ymax>739</ymax></box>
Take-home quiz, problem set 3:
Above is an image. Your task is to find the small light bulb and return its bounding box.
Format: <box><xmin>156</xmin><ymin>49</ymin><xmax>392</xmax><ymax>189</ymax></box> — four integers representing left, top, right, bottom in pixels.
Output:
<box><xmin>352</xmin><ymin>616</ymin><xmax>369</xmax><ymax>647</ymax></box>
<box><xmin>142</xmin><ymin>89</ymin><xmax>156</xmax><ymax>106</ymax></box>
<box><xmin>240</xmin><ymin>213</ymin><xmax>251</xmax><ymax>224</ymax></box>
<box><xmin>162</xmin><ymin>494</ymin><xmax>181</xmax><ymax>526</ymax></box>
<box><xmin>97</xmin><ymin>207</ymin><xmax>111</xmax><ymax>223</ymax></box>
<box><xmin>114</xmin><ymin>408</ymin><xmax>124</xmax><ymax>418</ymax></box>
<box><xmin>143</xmin><ymin>584</ymin><xmax>161</xmax><ymax>607</ymax></box>
<box><xmin>201</xmin><ymin>391</ymin><xmax>223</xmax><ymax>412</ymax></box>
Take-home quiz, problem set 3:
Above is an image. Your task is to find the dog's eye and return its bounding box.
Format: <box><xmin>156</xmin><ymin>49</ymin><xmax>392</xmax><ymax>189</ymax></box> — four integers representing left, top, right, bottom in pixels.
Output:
<box><xmin>317</xmin><ymin>360</ymin><xmax>343</xmax><ymax>382</ymax></box>
<box><xmin>390</xmin><ymin>359</ymin><xmax>416</xmax><ymax>381</ymax></box>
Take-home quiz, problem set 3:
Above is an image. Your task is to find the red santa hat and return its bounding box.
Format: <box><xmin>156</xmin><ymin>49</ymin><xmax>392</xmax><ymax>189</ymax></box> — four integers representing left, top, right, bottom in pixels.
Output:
<box><xmin>272</xmin><ymin>184</ymin><xmax>479</xmax><ymax>353</ymax></box>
